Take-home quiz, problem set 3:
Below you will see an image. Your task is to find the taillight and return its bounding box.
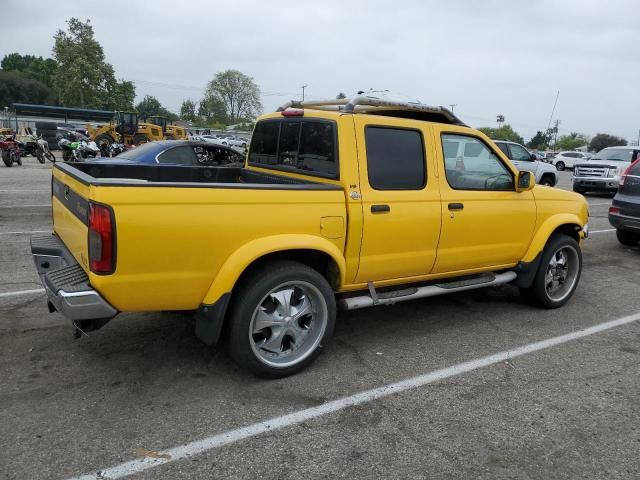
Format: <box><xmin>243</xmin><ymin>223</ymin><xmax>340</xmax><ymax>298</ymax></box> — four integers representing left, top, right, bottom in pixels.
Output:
<box><xmin>609</xmin><ymin>206</ymin><xmax>620</xmax><ymax>215</ymax></box>
<box><xmin>620</xmin><ymin>158</ymin><xmax>640</xmax><ymax>186</ymax></box>
<box><xmin>88</xmin><ymin>202</ymin><xmax>115</xmax><ymax>274</ymax></box>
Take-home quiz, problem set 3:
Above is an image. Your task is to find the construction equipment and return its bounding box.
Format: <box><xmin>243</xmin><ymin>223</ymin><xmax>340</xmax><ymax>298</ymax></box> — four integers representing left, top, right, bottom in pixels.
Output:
<box><xmin>147</xmin><ymin>115</ymin><xmax>188</xmax><ymax>140</ymax></box>
<box><xmin>86</xmin><ymin>112</ymin><xmax>164</xmax><ymax>150</ymax></box>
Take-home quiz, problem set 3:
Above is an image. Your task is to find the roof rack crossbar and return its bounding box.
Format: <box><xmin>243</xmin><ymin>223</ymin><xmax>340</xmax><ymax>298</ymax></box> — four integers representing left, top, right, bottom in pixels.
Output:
<box><xmin>276</xmin><ymin>96</ymin><xmax>467</xmax><ymax>126</ymax></box>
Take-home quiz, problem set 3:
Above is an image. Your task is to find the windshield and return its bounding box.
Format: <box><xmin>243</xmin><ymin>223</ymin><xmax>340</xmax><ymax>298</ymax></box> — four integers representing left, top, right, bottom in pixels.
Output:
<box><xmin>593</xmin><ymin>148</ymin><xmax>635</xmax><ymax>162</ymax></box>
<box><xmin>114</xmin><ymin>141</ymin><xmax>158</xmax><ymax>160</ymax></box>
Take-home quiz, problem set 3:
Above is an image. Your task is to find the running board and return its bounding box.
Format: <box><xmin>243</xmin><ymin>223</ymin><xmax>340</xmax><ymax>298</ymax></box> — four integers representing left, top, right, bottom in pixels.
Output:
<box><xmin>339</xmin><ymin>271</ymin><xmax>517</xmax><ymax>310</ymax></box>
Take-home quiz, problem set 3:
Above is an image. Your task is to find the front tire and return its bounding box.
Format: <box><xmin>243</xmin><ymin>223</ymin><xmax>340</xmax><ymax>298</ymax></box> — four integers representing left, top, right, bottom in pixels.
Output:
<box><xmin>227</xmin><ymin>261</ymin><xmax>336</xmax><ymax>378</ymax></box>
<box><xmin>520</xmin><ymin>234</ymin><xmax>582</xmax><ymax>309</ymax></box>
<box><xmin>540</xmin><ymin>175</ymin><xmax>555</xmax><ymax>187</ymax></box>
<box><xmin>616</xmin><ymin>229</ymin><xmax>640</xmax><ymax>246</ymax></box>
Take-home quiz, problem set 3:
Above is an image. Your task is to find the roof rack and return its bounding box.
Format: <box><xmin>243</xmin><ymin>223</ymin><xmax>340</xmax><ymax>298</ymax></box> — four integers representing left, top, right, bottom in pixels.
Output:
<box><xmin>276</xmin><ymin>96</ymin><xmax>467</xmax><ymax>126</ymax></box>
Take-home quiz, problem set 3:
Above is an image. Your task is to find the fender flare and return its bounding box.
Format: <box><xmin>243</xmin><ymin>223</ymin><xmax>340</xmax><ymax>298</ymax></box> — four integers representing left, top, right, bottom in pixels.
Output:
<box><xmin>522</xmin><ymin>213</ymin><xmax>584</xmax><ymax>263</ymax></box>
<box><xmin>201</xmin><ymin>234</ymin><xmax>347</xmax><ymax>305</ymax></box>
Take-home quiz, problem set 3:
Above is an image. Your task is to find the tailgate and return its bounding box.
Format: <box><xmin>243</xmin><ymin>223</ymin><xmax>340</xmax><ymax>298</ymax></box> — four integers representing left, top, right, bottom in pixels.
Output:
<box><xmin>51</xmin><ymin>166</ymin><xmax>91</xmax><ymax>272</ymax></box>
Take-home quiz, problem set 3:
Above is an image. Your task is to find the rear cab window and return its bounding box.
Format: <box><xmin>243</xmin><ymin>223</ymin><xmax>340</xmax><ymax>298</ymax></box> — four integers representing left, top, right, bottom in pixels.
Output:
<box><xmin>248</xmin><ymin>119</ymin><xmax>338</xmax><ymax>178</ymax></box>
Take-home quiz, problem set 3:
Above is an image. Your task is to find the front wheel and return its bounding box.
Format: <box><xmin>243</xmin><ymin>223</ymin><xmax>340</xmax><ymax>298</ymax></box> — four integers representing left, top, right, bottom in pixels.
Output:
<box><xmin>616</xmin><ymin>229</ymin><xmax>640</xmax><ymax>246</ymax></box>
<box><xmin>555</xmin><ymin>161</ymin><xmax>565</xmax><ymax>171</ymax></box>
<box><xmin>520</xmin><ymin>234</ymin><xmax>582</xmax><ymax>309</ymax></box>
<box><xmin>227</xmin><ymin>261</ymin><xmax>336</xmax><ymax>378</ymax></box>
<box><xmin>36</xmin><ymin>150</ymin><xmax>45</xmax><ymax>163</ymax></box>
<box><xmin>540</xmin><ymin>175</ymin><xmax>555</xmax><ymax>187</ymax></box>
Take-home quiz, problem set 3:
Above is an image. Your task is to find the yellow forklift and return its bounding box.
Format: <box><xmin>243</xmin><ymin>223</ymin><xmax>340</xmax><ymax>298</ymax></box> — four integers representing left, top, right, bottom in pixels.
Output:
<box><xmin>87</xmin><ymin>112</ymin><xmax>164</xmax><ymax>149</ymax></box>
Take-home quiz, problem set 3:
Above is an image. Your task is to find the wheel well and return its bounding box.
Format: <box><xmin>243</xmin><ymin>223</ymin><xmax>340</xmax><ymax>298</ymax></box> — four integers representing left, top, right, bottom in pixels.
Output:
<box><xmin>234</xmin><ymin>249</ymin><xmax>341</xmax><ymax>292</ymax></box>
<box><xmin>550</xmin><ymin>223</ymin><xmax>581</xmax><ymax>243</ymax></box>
<box><xmin>540</xmin><ymin>172</ymin><xmax>556</xmax><ymax>184</ymax></box>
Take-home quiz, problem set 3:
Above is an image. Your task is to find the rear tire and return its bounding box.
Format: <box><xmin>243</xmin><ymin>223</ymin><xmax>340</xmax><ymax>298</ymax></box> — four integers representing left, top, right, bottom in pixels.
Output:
<box><xmin>520</xmin><ymin>234</ymin><xmax>582</xmax><ymax>309</ymax></box>
<box><xmin>36</xmin><ymin>150</ymin><xmax>45</xmax><ymax>163</ymax></box>
<box><xmin>227</xmin><ymin>261</ymin><xmax>336</xmax><ymax>378</ymax></box>
<box><xmin>555</xmin><ymin>161</ymin><xmax>565</xmax><ymax>171</ymax></box>
<box><xmin>540</xmin><ymin>175</ymin><xmax>555</xmax><ymax>187</ymax></box>
<box><xmin>2</xmin><ymin>151</ymin><xmax>12</xmax><ymax>167</ymax></box>
<box><xmin>616</xmin><ymin>229</ymin><xmax>640</xmax><ymax>246</ymax></box>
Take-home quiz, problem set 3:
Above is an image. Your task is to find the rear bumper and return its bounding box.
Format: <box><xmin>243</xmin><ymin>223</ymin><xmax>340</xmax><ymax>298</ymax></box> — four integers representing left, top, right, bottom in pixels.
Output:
<box><xmin>572</xmin><ymin>177</ymin><xmax>619</xmax><ymax>192</ymax></box>
<box><xmin>609</xmin><ymin>213</ymin><xmax>640</xmax><ymax>232</ymax></box>
<box><xmin>31</xmin><ymin>234</ymin><xmax>117</xmax><ymax>321</ymax></box>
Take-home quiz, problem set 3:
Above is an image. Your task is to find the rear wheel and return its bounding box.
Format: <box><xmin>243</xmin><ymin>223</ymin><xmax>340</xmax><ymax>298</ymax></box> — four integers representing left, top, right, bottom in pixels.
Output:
<box><xmin>616</xmin><ymin>229</ymin><xmax>640</xmax><ymax>246</ymax></box>
<box><xmin>520</xmin><ymin>234</ymin><xmax>582</xmax><ymax>309</ymax></box>
<box><xmin>15</xmin><ymin>152</ymin><xmax>22</xmax><ymax>166</ymax></box>
<box><xmin>36</xmin><ymin>150</ymin><xmax>45</xmax><ymax>163</ymax></box>
<box><xmin>555</xmin><ymin>161</ymin><xmax>565</xmax><ymax>171</ymax></box>
<box><xmin>227</xmin><ymin>261</ymin><xmax>336</xmax><ymax>378</ymax></box>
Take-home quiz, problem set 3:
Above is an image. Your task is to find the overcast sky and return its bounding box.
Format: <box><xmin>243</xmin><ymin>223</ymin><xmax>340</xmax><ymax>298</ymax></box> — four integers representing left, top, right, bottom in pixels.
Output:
<box><xmin>3</xmin><ymin>0</ymin><xmax>639</xmax><ymax>141</ymax></box>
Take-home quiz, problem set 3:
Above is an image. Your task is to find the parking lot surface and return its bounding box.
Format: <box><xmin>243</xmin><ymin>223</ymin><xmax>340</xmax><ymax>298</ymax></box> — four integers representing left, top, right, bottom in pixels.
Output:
<box><xmin>1</xmin><ymin>159</ymin><xmax>639</xmax><ymax>479</ymax></box>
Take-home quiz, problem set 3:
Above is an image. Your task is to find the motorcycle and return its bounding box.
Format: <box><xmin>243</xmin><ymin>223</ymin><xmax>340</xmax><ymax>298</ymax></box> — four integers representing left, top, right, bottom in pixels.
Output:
<box><xmin>98</xmin><ymin>141</ymin><xmax>127</xmax><ymax>158</ymax></box>
<box><xmin>39</xmin><ymin>137</ymin><xmax>56</xmax><ymax>162</ymax></box>
<box><xmin>58</xmin><ymin>136</ymin><xmax>101</xmax><ymax>162</ymax></box>
<box><xmin>0</xmin><ymin>137</ymin><xmax>23</xmax><ymax>167</ymax></box>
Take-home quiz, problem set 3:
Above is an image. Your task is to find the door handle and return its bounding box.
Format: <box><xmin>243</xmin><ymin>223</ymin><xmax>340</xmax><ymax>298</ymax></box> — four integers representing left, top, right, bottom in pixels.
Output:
<box><xmin>448</xmin><ymin>202</ymin><xmax>464</xmax><ymax>211</ymax></box>
<box><xmin>371</xmin><ymin>204</ymin><xmax>390</xmax><ymax>213</ymax></box>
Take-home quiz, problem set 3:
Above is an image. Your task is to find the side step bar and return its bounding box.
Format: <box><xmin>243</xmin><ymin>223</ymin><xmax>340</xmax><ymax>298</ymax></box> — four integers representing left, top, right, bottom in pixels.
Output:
<box><xmin>339</xmin><ymin>271</ymin><xmax>517</xmax><ymax>310</ymax></box>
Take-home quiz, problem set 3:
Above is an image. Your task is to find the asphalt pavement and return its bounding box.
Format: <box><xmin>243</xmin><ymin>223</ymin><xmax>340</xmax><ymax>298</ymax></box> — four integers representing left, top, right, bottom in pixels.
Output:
<box><xmin>1</xmin><ymin>158</ymin><xmax>639</xmax><ymax>480</ymax></box>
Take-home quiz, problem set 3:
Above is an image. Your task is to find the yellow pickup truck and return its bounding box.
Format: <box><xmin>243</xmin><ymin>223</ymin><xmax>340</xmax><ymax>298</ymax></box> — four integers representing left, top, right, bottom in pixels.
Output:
<box><xmin>31</xmin><ymin>96</ymin><xmax>589</xmax><ymax>377</ymax></box>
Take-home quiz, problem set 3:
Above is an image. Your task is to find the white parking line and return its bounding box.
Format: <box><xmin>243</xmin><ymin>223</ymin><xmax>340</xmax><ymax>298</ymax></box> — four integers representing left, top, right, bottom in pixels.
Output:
<box><xmin>0</xmin><ymin>204</ymin><xmax>50</xmax><ymax>209</ymax></box>
<box><xmin>0</xmin><ymin>189</ymin><xmax>50</xmax><ymax>193</ymax></box>
<box><xmin>590</xmin><ymin>228</ymin><xmax>615</xmax><ymax>234</ymax></box>
<box><xmin>68</xmin><ymin>311</ymin><xmax>640</xmax><ymax>480</ymax></box>
<box><xmin>0</xmin><ymin>230</ymin><xmax>50</xmax><ymax>236</ymax></box>
<box><xmin>0</xmin><ymin>288</ymin><xmax>44</xmax><ymax>298</ymax></box>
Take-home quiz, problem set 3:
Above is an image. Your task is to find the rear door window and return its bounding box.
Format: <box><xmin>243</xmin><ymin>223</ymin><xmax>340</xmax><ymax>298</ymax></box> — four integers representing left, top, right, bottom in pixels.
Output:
<box><xmin>365</xmin><ymin>127</ymin><xmax>425</xmax><ymax>190</ymax></box>
<box><xmin>249</xmin><ymin>119</ymin><xmax>338</xmax><ymax>178</ymax></box>
<box><xmin>157</xmin><ymin>146</ymin><xmax>197</xmax><ymax>165</ymax></box>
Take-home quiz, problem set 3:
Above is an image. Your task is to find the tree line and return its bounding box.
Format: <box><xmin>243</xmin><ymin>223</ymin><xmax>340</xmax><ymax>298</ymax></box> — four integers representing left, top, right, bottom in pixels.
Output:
<box><xmin>0</xmin><ymin>18</ymin><xmax>262</xmax><ymax>129</ymax></box>
<box><xmin>478</xmin><ymin>123</ymin><xmax>627</xmax><ymax>152</ymax></box>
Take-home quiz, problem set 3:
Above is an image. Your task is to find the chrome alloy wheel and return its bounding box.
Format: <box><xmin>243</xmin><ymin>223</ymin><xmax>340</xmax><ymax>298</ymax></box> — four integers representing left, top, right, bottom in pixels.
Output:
<box><xmin>544</xmin><ymin>245</ymin><xmax>580</xmax><ymax>302</ymax></box>
<box><xmin>249</xmin><ymin>281</ymin><xmax>328</xmax><ymax>368</ymax></box>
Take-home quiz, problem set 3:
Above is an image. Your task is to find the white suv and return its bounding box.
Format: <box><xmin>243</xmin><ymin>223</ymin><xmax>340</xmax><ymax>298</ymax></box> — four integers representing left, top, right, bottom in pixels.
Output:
<box><xmin>493</xmin><ymin>140</ymin><xmax>559</xmax><ymax>187</ymax></box>
<box><xmin>551</xmin><ymin>151</ymin><xmax>590</xmax><ymax>171</ymax></box>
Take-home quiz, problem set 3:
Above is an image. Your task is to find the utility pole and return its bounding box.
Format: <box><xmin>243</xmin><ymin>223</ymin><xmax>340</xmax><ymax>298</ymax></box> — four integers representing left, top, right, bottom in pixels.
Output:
<box><xmin>301</xmin><ymin>85</ymin><xmax>308</xmax><ymax>101</ymax></box>
<box><xmin>449</xmin><ymin>104</ymin><xmax>457</xmax><ymax>113</ymax></box>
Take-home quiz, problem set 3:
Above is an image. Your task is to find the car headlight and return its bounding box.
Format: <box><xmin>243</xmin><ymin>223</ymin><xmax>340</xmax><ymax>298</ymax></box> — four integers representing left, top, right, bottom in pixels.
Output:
<box><xmin>607</xmin><ymin>168</ymin><xmax>618</xmax><ymax>178</ymax></box>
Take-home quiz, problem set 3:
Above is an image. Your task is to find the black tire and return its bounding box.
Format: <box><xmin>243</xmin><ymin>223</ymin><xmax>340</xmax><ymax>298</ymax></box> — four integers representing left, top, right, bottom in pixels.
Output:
<box><xmin>616</xmin><ymin>229</ymin><xmax>640</xmax><ymax>246</ymax></box>
<box><xmin>2</xmin><ymin>151</ymin><xmax>12</xmax><ymax>167</ymax></box>
<box><xmin>555</xmin><ymin>161</ymin><xmax>565</xmax><ymax>171</ymax></box>
<box><xmin>15</xmin><ymin>153</ymin><xmax>22</xmax><ymax>166</ymax></box>
<box><xmin>520</xmin><ymin>234</ymin><xmax>582</xmax><ymax>309</ymax></box>
<box><xmin>132</xmin><ymin>134</ymin><xmax>149</xmax><ymax>146</ymax></box>
<box><xmin>62</xmin><ymin>149</ymin><xmax>72</xmax><ymax>162</ymax></box>
<box><xmin>36</xmin><ymin>150</ymin><xmax>45</xmax><ymax>164</ymax></box>
<box><xmin>573</xmin><ymin>186</ymin><xmax>585</xmax><ymax>194</ymax></box>
<box><xmin>95</xmin><ymin>134</ymin><xmax>114</xmax><ymax>151</ymax></box>
<box><xmin>45</xmin><ymin>151</ymin><xmax>56</xmax><ymax>163</ymax></box>
<box><xmin>227</xmin><ymin>261</ymin><xmax>336</xmax><ymax>378</ymax></box>
<box><xmin>540</xmin><ymin>175</ymin><xmax>555</xmax><ymax>187</ymax></box>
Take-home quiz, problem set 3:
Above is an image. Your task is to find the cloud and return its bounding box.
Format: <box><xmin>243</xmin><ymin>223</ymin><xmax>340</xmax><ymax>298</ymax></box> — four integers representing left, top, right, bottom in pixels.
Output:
<box><xmin>3</xmin><ymin>0</ymin><xmax>639</xmax><ymax>141</ymax></box>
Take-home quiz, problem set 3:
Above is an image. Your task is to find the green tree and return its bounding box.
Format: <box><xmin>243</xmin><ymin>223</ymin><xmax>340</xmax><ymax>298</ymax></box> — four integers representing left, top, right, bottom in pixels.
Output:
<box><xmin>0</xmin><ymin>70</ymin><xmax>57</xmax><ymax>108</ymax></box>
<box><xmin>198</xmin><ymin>95</ymin><xmax>227</xmax><ymax>125</ymax></box>
<box><xmin>105</xmin><ymin>78</ymin><xmax>135</xmax><ymax>111</ymax></box>
<box><xmin>52</xmin><ymin>18</ymin><xmax>135</xmax><ymax>109</ymax></box>
<box><xmin>556</xmin><ymin>132</ymin><xmax>588</xmax><ymax>151</ymax></box>
<box><xmin>180</xmin><ymin>99</ymin><xmax>197</xmax><ymax>122</ymax></box>
<box><xmin>1</xmin><ymin>53</ymin><xmax>58</xmax><ymax>88</ymax></box>
<box><xmin>204</xmin><ymin>69</ymin><xmax>262</xmax><ymax>124</ymax></box>
<box><xmin>135</xmin><ymin>95</ymin><xmax>177</xmax><ymax>121</ymax></box>
<box><xmin>478</xmin><ymin>124</ymin><xmax>524</xmax><ymax>144</ymax></box>
<box><xmin>589</xmin><ymin>133</ymin><xmax>627</xmax><ymax>152</ymax></box>
<box><xmin>527</xmin><ymin>130</ymin><xmax>551</xmax><ymax>150</ymax></box>
<box><xmin>336</xmin><ymin>92</ymin><xmax>346</xmax><ymax>99</ymax></box>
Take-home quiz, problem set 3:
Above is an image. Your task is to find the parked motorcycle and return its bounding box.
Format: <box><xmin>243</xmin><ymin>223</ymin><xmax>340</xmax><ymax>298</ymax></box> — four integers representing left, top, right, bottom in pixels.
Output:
<box><xmin>0</xmin><ymin>138</ymin><xmax>23</xmax><ymax>167</ymax></box>
<box><xmin>58</xmin><ymin>136</ymin><xmax>100</xmax><ymax>162</ymax></box>
<box><xmin>98</xmin><ymin>141</ymin><xmax>127</xmax><ymax>158</ymax></box>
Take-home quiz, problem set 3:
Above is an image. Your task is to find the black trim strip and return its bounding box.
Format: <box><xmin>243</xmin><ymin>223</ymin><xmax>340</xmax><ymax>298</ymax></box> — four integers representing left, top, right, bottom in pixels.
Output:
<box><xmin>53</xmin><ymin>163</ymin><xmax>343</xmax><ymax>191</ymax></box>
<box><xmin>52</xmin><ymin>176</ymin><xmax>89</xmax><ymax>225</ymax></box>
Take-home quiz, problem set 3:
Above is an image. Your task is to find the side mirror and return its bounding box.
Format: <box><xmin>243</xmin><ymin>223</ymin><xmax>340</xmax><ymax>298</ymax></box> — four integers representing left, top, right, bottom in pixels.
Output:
<box><xmin>517</xmin><ymin>171</ymin><xmax>535</xmax><ymax>191</ymax></box>
<box><xmin>530</xmin><ymin>153</ymin><xmax>537</xmax><ymax>161</ymax></box>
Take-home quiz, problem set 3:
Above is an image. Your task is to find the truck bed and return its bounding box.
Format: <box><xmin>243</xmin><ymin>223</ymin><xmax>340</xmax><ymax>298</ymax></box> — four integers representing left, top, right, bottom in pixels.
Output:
<box><xmin>62</xmin><ymin>162</ymin><xmax>338</xmax><ymax>189</ymax></box>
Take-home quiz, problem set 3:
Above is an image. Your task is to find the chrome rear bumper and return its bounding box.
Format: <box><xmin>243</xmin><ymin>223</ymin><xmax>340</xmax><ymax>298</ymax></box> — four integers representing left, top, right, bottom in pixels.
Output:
<box><xmin>31</xmin><ymin>234</ymin><xmax>117</xmax><ymax>321</ymax></box>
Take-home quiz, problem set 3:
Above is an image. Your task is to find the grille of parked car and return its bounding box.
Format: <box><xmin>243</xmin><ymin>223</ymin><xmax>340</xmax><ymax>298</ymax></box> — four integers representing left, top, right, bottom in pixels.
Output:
<box><xmin>575</xmin><ymin>166</ymin><xmax>607</xmax><ymax>177</ymax></box>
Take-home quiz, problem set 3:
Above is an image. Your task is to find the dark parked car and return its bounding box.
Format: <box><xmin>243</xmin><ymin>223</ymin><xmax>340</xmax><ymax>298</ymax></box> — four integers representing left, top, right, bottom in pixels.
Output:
<box><xmin>609</xmin><ymin>158</ymin><xmax>640</xmax><ymax>245</ymax></box>
<box><xmin>102</xmin><ymin>140</ymin><xmax>245</xmax><ymax>166</ymax></box>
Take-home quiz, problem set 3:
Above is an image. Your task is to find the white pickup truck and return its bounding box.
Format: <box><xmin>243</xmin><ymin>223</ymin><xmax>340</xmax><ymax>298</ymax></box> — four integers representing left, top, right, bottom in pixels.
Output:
<box><xmin>572</xmin><ymin>146</ymin><xmax>640</xmax><ymax>194</ymax></box>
